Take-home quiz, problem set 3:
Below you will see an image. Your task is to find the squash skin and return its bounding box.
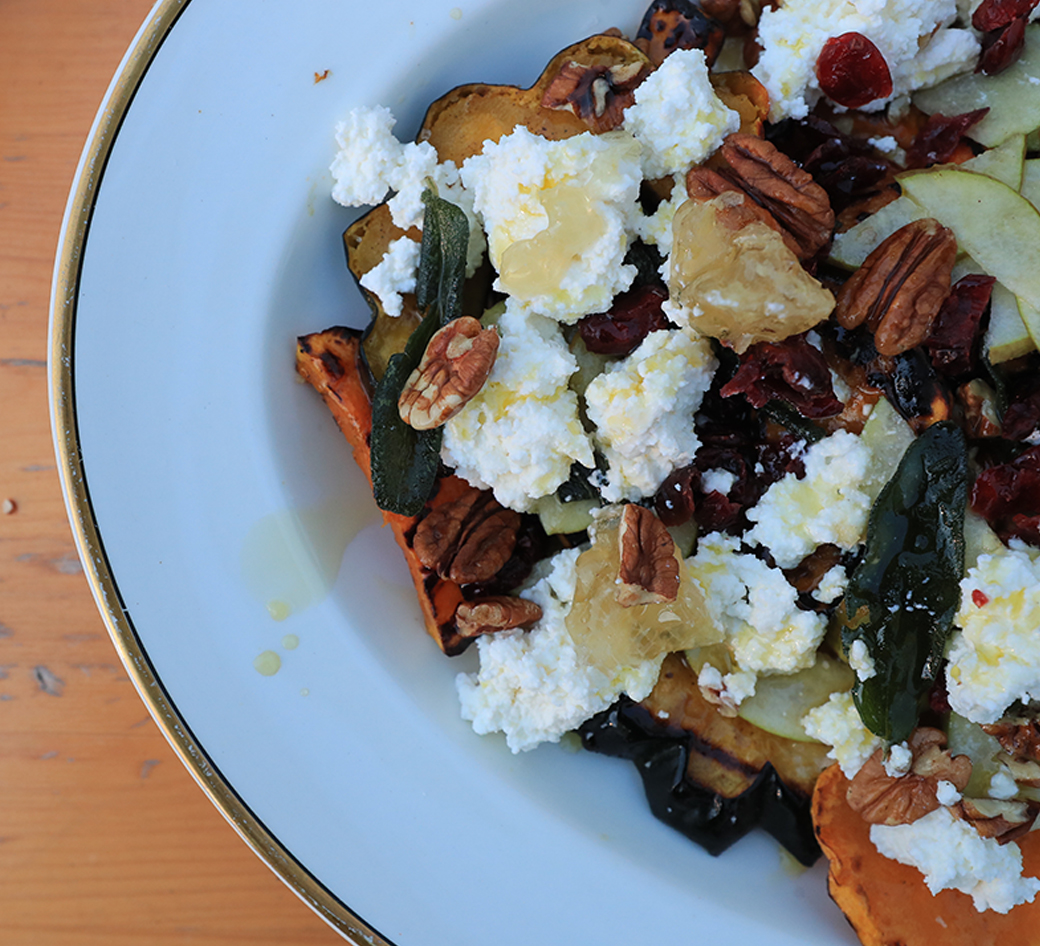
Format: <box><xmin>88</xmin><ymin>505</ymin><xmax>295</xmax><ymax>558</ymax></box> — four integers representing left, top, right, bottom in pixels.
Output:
<box><xmin>581</xmin><ymin>653</ymin><xmax>831</xmax><ymax>864</ymax></box>
<box><xmin>417</xmin><ymin>33</ymin><xmax>652</xmax><ymax>166</ymax></box>
<box><xmin>813</xmin><ymin>763</ymin><xmax>1040</xmax><ymax>946</ymax></box>
<box><xmin>295</xmin><ymin>327</ymin><xmax>470</xmax><ymax>655</ymax></box>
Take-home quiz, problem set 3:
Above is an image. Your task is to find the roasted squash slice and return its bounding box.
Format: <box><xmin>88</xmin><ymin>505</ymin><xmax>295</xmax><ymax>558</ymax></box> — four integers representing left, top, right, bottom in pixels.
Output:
<box><xmin>581</xmin><ymin>653</ymin><xmax>832</xmax><ymax>864</ymax></box>
<box><xmin>417</xmin><ymin>33</ymin><xmax>652</xmax><ymax>166</ymax></box>
<box><xmin>813</xmin><ymin>763</ymin><xmax>1040</xmax><ymax>945</ymax></box>
<box><xmin>295</xmin><ymin>326</ymin><xmax>471</xmax><ymax>654</ymax></box>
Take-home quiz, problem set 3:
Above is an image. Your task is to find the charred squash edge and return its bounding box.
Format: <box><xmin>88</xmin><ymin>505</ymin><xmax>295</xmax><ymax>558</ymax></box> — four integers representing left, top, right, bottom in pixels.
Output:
<box><xmin>295</xmin><ymin>326</ymin><xmax>470</xmax><ymax>655</ymax></box>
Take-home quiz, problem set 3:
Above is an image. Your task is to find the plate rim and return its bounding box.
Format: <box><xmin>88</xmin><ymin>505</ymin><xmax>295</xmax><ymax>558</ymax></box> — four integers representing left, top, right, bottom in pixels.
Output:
<box><xmin>46</xmin><ymin>2</ymin><xmax>385</xmax><ymax>942</ymax></box>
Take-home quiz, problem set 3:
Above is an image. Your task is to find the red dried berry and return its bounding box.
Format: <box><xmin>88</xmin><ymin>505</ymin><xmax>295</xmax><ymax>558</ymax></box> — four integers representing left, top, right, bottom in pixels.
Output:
<box><xmin>972</xmin><ymin>589</ymin><xmax>990</xmax><ymax>608</ymax></box>
<box><xmin>816</xmin><ymin>32</ymin><xmax>893</xmax><ymax>109</ymax></box>
<box><xmin>977</xmin><ymin>16</ymin><xmax>1029</xmax><ymax>75</ymax></box>
<box><xmin>578</xmin><ymin>284</ymin><xmax>671</xmax><ymax>356</ymax></box>
<box><xmin>904</xmin><ymin>109</ymin><xmax>990</xmax><ymax>169</ymax></box>
<box><xmin>972</xmin><ymin>0</ymin><xmax>1039</xmax><ymax>32</ymax></box>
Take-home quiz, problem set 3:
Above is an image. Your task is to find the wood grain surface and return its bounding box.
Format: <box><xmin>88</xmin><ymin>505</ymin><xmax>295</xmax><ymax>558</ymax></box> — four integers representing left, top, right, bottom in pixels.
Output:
<box><xmin>0</xmin><ymin>2</ymin><xmax>348</xmax><ymax>943</ymax></box>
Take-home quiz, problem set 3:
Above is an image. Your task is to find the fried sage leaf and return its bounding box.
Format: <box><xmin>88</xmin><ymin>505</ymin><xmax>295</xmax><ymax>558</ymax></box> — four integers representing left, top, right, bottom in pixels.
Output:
<box><xmin>370</xmin><ymin>192</ymin><xmax>469</xmax><ymax>515</ymax></box>
<box><xmin>839</xmin><ymin>420</ymin><xmax>968</xmax><ymax>744</ymax></box>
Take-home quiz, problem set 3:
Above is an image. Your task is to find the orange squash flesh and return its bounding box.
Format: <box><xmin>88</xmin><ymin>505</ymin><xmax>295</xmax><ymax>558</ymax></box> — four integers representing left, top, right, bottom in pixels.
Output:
<box><xmin>295</xmin><ymin>326</ymin><xmax>470</xmax><ymax>655</ymax></box>
<box><xmin>813</xmin><ymin>763</ymin><xmax>1040</xmax><ymax>946</ymax></box>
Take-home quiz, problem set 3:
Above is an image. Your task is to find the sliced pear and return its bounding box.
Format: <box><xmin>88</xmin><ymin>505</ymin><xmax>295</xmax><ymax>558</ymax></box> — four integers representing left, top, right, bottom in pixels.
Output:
<box><xmin>960</xmin><ymin>134</ymin><xmax>1025</xmax><ymax>190</ymax></box>
<box><xmin>899</xmin><ymin>168</ymin><xmax>1040</xmax><ymax>326</ymax></box>
<box><xmin>987</xmin><ymin>281</ymin><xmax>1035</xmax><ymax>362</ymax></box>
<box><xmin>955</xmin><ymin>255</ymin><xmax>1035</xmax><ymax>362</ymax></box>
<box><xmin>829</xmin><ymin>194</ymin><xmax>928</xmax><ymax>270</ymax></box>
<box><xmin>913</xmin><ymin>25</ymin><xmax>1040</xmax><ymax>148</ymax></box>
<box><xmin>964</xmin><ymin>508</ymin><xmax>1005</xmax><ymax>571</ymax></box>
<box><xmin>737</xmin><ymin>654</ymin><xmax>855</xmax><ymax>742</ymax></box>
<box><xmin>1021</xmin><ymin>158</ymin><xmax>1040</xmax><ymax>210</ymax></box>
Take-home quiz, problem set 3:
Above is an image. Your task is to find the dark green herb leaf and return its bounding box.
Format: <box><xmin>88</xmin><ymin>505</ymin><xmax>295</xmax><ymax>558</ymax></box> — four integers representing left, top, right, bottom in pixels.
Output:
<box><xmin>839</xmin><ymin>421</ymin><xmax>968</xmax><ymax>744</ymax></box>
<box><xmin>369</xmin><ymin>191</ymin><xmax>469</xmax><ymax>516</ymax></box>
<box><xmin>415</xmin><ymin>189</ymin><xmax>469</xmax><ymax>325</ymax></box>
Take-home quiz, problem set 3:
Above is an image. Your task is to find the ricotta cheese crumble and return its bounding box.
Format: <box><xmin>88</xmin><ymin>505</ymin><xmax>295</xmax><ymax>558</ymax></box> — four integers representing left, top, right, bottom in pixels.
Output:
<box><xmin>871</xmin><ymin>807</ymin><xmax>1040</xmax><ymax>913</ymax></box>
<box><xmin>456</xmin><ymin>547</ymin><xmax>663</xmax><ymax>752</ymax></box>
<box><xmin>752</xmin><ymin>0</ymin><xmax>980</xmax><ymax>121</ymax></box>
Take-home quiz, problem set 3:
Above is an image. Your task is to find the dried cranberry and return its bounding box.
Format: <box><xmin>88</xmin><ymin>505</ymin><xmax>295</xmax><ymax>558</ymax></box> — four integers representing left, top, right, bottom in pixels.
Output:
<box><xmin>971</xmin><ymin>445</ymin><xmax>1040</xmax><ymax>545</ymax></box>
<box><xmin>816</xmin><ymin>32</ymin><xmax>893</xmax><ymax>110</ymax></box>
<box><xmin>904</xmin><ymin>109</ymin><xmax>990</xmax><ymax>169</ymax></box>
<box><xmin>973</xmin><ymin>0</ymin><xmax>1039</xmax><ymax>32</ymax></box>
<box><xmin>977</xmin><ymin>16</ymin><xmax>1029</xmax><ymax>75</ymax></box>
<box><xmin>579</xmin><ymin>285</ymin><xmax>671</xmax><ymax>356</ymax></box>
<box><xmin>719</xmin><ymin>334</ymin><xmax>844</xmax><ymax>419</ymax></box>
<box><xmin>654</xmin><ymin>465</ymin><xmax>698</xmax><ymax>527</ymax></box>
<box><xmin>924</xmin><ymin>274</ymin><xmax>995</xmax><ymax>379</ymax></box>
<box><xmin>1002</xmin><ymin>376</ymin><xmax>1040</xmax><ymax>441</ymax></box>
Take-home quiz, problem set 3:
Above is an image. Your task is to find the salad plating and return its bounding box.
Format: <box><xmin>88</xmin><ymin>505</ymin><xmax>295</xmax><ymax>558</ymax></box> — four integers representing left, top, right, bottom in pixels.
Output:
<box><xmin>298</xmin><ymin>0</ymin><xmax>1040</xmax><ymax>940</ymax></box>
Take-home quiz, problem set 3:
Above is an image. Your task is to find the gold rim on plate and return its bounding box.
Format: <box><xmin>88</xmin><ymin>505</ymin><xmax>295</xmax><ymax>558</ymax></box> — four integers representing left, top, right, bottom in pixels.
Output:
<box><xmin>47</xmin><ymin>3</ymin><xmax>389</xmax><ymax>942</ymax></box>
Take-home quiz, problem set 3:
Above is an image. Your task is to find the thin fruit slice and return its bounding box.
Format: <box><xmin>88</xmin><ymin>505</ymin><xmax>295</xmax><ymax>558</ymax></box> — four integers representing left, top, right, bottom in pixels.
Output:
<box><xmin>960</xmin><ymin>133</ymin><xmax>1025</xmax><ymax>190</ymax></box>
<box><xmin>913</xmin><ymin>24</ymin><xmax>1040</xmax><ymax>148</ymax></box>
<box><xmin>830</xmin><ymin>195</ymin><xmax>928</xmax><ymax>270</ymax></box>
<box><xmin>737</xmin><ymin>654</ymin><xmax>855</xmax><ymax>742</ymax></box>
<box><xmin>900</xmin><ymin>167</ymin><xmax>1040</xmax><ymax>325</ymax></box>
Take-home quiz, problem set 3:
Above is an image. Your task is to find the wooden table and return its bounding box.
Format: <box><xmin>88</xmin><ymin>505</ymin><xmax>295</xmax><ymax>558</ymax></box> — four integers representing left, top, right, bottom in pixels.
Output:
<box><xmin>0</xmin><ymin>2</ymin><xmax>348</xmax><ymax>942</ymax></box>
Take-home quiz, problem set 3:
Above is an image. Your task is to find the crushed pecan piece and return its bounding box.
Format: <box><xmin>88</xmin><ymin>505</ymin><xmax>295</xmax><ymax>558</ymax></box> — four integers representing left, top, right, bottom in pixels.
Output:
<box><xmin>834</xmin><ymin>218</ymin><xmax>957</xmax><ymax>356</ymax></box>
<box><xmin>455</xmin><ymin>596</ymin><xmax>543</xmax><ymax>638</ymax></box>
<box><xmin>541</xmin><ymin>60</ymin><xmax>650</xmax><ymax>134</ymax></box>
<box><xmin>982</xmin><ymin>716</ymin><xmax>1040</xmax><ymax>765</ymax></box>
<box><xmin>412</xmin><ymin>489</ymin><xmax>521</xmax><ymax>585</ymax></box>
<box><xmin>960</xmin><ymin>797</ymin><xmax>1038</xmax><ymax>844</ymax></box>
<box><xmin>616</xmin><ymin>504</ymin><xmax>679</xmax><ymax>607</ymax></box>
<box><xmin>847</xmin><ymin>727</ymin><xmax>972</xmax><ymax>825</ymax></box>
<box><xmin>688</xmin><ymin>133</ymin><xmax>835</xmax><ymax>260</ymax></box>
<box><xmin>398</xmin><ymin>317</ymin><xmax>499</xmax><ymax>430</ymax></box>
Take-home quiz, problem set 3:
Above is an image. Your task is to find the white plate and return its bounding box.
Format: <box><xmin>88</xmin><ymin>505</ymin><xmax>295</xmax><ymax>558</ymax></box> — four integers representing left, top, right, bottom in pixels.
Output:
<box><xmin>50</xmin><ymin>2</ymin><xmax>858</xmax><ymax>944</ymax></box>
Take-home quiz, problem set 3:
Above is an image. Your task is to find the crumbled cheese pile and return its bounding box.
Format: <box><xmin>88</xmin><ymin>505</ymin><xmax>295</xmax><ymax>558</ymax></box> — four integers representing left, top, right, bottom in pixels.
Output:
<box><xmin>460</xmin><ymin>127</ymin><xmax>642</xmax><ymax>322</ymax></box>
<box><xmin>441</xmin><ymin>303</ymin><xmax>594</xmax><ymax>512</ymax></box>
<box><xmin>752</xmin><ymin>0</ymin><xmax>979</xmax><ymax>121</ymax></box>
<box><xmin>745</xmin><ymin>429</ymin><xmax>874</xmax><ymax>569</ymax></box>
<box><xmin>624</xmin><ymin>48</ymin><xmax>741</xmax><ymax>179</ymax></box>
<box><xmin>584</xmin><ymin>329</ymin><xmax>717</xmax><ymax>503</ymax></box>
<box><xmin>456</xmin><ymin>547</ymin><xmax>663</xmax><ymax>752</ymax></box>
<box><xmin>946</xmin><ymin>541</ymin><xmax>1040</xmax><ymax>723</ymax></box>
<box><xmin>872</xmin><ymin>807</ymin><xmax>1040</xmax><ymax>913</ymax></box>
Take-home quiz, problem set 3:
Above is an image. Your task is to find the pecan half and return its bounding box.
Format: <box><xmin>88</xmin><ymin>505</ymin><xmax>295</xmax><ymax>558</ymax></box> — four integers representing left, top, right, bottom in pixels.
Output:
<box><xmin>455</xmin><ymin>596</ymin><xmax>543</xmax><ymax>638</ymax></box>
<box><xmin>398</xmin><ymin>317</ymin><xmax>499</xmax><ymax>430</ymax></box>
<box><xmin>847</xmin><ymin>727</ymin><xmax>972</xmax><ymax>825</ymax></box>
<box><xmin>412</xmin><ymin>489</ymin><xmax>521</xmax><ymax>585</ymax></box>
<box><xmin>834</xmin><ymin>218</ymin><xmax>957</xmax><ymax>356</ymax></box>
<box><xmin>541</xmin><ymin>60</ymin><xmax>650</xmax><ymax>134</ymax></box>
<box><xmin>960</xmin><ymin>797</ymin><xmax>1038</xmax><ymax>844</ymax></box>
<box><xmin>616</xmin><ymin>504</ymin><xmax>679</xmax><ymax>607</ymax></box>
<box><xmin>687</xmin><ymin>133</ymin><xmax>835</xmax><ymax>260</ymax></box>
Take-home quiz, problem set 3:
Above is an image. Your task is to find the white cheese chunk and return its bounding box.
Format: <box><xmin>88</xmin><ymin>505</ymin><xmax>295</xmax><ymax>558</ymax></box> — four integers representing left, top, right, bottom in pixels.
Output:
<box><xmin>745</xmin><ymin>429</ymin><xmax>873</xmax><ymax>569</ymax></box>
<box><xmin>802</xmin><ymin>691</ymin><xmax>882</xmax><ymax>778</ymax></box>
<box><xmin>946</xmin><ymin>542</ymin><xmax>1040</xmax><ymax>724</ymax></box>
<box><xmin>584</xmin><ymin>329</ymin><xmax>716</xmax><ymax>503</ymax></box>
<box><xmin>623</xmin><ymin>48</ymin><xmax>741</xmax><ymax>179</ymax></box>
<box><xmin>456</xmin><ymin>548</ymin><xmax>663</xmax><ymax>753</ymax></box>
<box><xmin>460</xmin><ymin>127</ymin><xmax>642</xmax><ymax>322</ymax></box>
<box><xmin>871</xmin><ymin>807</ymin><xmax>1040</xmax><ymax>913</ymax></box>
<box><xmin>752</xmin><ymin>0</ymin><xmax>979</xmax><ymax>121</ymax></box>
<box><xmin>358</xmin><ymin>235</ymin><xmax>420</xmax><ymax>317</ymax></box>
<box><xmin>686</xmin><ymin>532</ymin><xmax>828</xmax><ymax>675</ymax></box>
<box><xmin>441</xmin><ymin>302</ymin><xmax>594</xmax><ymax>511</ymax></box>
